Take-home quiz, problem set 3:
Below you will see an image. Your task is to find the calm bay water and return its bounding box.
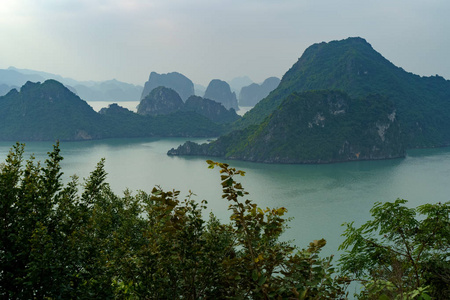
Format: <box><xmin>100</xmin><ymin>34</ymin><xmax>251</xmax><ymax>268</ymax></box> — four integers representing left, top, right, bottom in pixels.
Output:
<box><xmin>1</xmin><ymin>137</ymin><xmax>449</xmax><ymax>259</ymax></box>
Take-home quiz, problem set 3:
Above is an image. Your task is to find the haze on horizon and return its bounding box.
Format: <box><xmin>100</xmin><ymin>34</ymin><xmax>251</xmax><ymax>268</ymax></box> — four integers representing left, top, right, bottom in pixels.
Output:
<box><xmin>1</xmin><ymin>0</ymin><xmax>449</xmax><ymax>87</ymax></box>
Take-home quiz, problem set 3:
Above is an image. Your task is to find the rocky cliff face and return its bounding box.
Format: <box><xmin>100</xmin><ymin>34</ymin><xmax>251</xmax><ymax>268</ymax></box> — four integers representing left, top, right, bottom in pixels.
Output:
<box><xmin>141</xmin><ymin>72</ymin><xmax>194</xmax><ymax>102</ymax></box>
<box><xmin>239</xmin><ymin>77</ymin><xmax>280</xmax><ymax>107</ymax></box>
<box><xmin>168</xmin><ymin>90</ymin><xmax>405</xmax><ymax>163</ymax></box>
<box><xmin>137</xmin><ymin>86</ymin><xmax>184</xmax><ymax>116</ymax></box>
<box><xmin>203</xmin><ymin>79</ymin><xmax>239</xmax><ymax>111</ymax></box>
<box><xmin>183</xmin><ymin>95</ymin><xmax>240</xmax><ymax>124</ymax></box>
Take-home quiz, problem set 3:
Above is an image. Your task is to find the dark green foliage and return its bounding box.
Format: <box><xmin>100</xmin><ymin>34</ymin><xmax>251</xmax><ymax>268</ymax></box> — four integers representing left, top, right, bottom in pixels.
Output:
<box><xmin>0</xmin><ymin>80</ymin><xmax>224</xmax><ymax>141</ymax></box>
<box><xmin>168</xmin><ymin>90</ymin><xmax>405</xmax><ymax>163</ymax></box>
<box><xmin>137</xmin><ymin>86</ymin><xmax>184</xmax><ymax>116</ymax></box>
<box><xmin>0</xmin><ymin>144</ymin><xmax>347</xmax><ymax>299</ymax></box>
<box><xmin>0</xmin><ymin>80</ymin><xmax>102</xmax><ymax>141</ymax></box>
<box><xmin>183</xmin><ymin>95</ymin><xmax>241</xmax><ymax>124</ymax></box>
<box><xmin>101</xmin><ymin>108</ymin><xmax>224</xmax><ymax>138</ymax></box>
<box><xmin>339</xmin><ymin>199</ymin><xmax>450</xmax><ymax>299</ymax></box>
<box><xmin>236</xmin><ymin>37</ymin><xmax>450</xmax><ymax>148</ymax></box>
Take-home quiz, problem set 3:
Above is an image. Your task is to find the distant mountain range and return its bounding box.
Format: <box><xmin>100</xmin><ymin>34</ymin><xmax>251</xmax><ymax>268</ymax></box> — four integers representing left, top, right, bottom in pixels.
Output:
<box><xmin>168</xmin><ymin>37</ymin><xmax>450</xmax><ymax>163</ymax></box>
<box><xmin>1</xmin><ymin>67</ymin><xmax>277</xmax><ymax>108</ymax></box>
<box><xmin>0</xmin><ymin>67</ymin><xmax>143</xmax><ymax>102</ymax></box>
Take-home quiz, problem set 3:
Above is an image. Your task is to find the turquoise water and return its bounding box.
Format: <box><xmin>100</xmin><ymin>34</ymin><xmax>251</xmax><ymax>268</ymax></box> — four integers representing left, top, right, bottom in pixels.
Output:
<box><xmin>1</xmin><ymin>138</ymin><xmax>449</xmax><ymax>259</ymax></box>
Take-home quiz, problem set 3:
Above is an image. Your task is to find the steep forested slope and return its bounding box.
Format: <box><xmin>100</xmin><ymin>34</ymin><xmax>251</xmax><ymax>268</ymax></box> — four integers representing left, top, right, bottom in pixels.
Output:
<box><xmin>237</xmin><ymin>37</ymin><xmax>450</xmax><ymax>148</ymax></box>
<box><xmin>169</xmin><ymin>90</ymin><xmax>405</xmax><ymax>163</ymax></box>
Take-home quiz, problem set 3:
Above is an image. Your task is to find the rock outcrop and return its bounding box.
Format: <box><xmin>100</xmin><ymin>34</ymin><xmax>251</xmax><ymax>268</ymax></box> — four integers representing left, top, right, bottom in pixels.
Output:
<box><xmin>203</xmin><ymin>79</ymin><xmax>239</xmax><ymax>111</ymax></box>
<box><xmin>239</xmin><ymin>77</ymin><xmax>280</xmax><ymax>107</ymax></box>
<box><xmin>140</xmin><ymin>72</ymin><xmax>194</xmax><ymax>102</ymax></box>
<box><xmin>137</xmin><ymin>86</ymin><xmax>184</xmax><ymax>116</ymax></box>
<box><xmin>183</xmin><ymin>95</ymin><xmax>240</xmax><ymax>124</ymax></box>
<box><xmin>229</xmin><ymin>76</ymin><xmax>253</xmax><ymax>94</ymax></box>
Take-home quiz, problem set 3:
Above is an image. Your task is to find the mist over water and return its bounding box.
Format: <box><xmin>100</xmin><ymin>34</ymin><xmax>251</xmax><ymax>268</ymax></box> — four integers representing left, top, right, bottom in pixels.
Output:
<box><xmin>1</xmin><ymin>138</ymin><xmax>449</xmax><ymax>258</ymax></box>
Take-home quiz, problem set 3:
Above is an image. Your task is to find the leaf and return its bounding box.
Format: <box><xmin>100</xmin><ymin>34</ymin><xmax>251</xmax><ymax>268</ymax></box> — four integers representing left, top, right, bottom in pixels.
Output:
<box><xmin>258</xmin><ymin>274</ymin><xmax>267</xmax><ymax>286</ymax></box>
<box><xmin>252</xmin><ymin>269</ymin><xmax>259</xmax><ymax>281</ymax></box>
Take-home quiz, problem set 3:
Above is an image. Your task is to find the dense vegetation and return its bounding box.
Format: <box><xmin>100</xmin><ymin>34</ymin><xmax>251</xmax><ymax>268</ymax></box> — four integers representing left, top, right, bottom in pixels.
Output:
<box><xmin>1</xmin><ymin>144</ymin><xmax>448</xmax><ymax>299</ymax></box>
<box><xmin>169</xmin><ymin>90</ymin><xmax>405</xmax><ymax>163</ymax></box>
<box><xmin>0</xmin><ymin>144</ymin><xmax>348</xmax><ymax>299</ymax></box>
<box><xmin>183</xmin><ymin>95</ymin><xmax>241</xmax><ymax>124</ymax></box>
<box><xmin>136</xmin><ymin>87</ymin><xmax>240</xmax><ymax>124</ymax></box>
<box><xmin>0</xmin><ymin>80</ymin><xmax>225</xmax><ymax>141</ymax></box>
<box><xmin>0</xmin><ymin>81</ymin><xmax>102</xmax><ymax>141</ymax></box>
<box><xmin>137</xmin><ymin>86</ymin><xmax>184</xmax><ymax>116</ymax></box>
<box><xmin>235</xmin><ymin>37</ymin><xmax>450</xmax><ymax>148</ymax></box>
<box><xmin>340</xmin><ymin>199</ymin><xmax>450</xmax><ymax>299</ymax></box>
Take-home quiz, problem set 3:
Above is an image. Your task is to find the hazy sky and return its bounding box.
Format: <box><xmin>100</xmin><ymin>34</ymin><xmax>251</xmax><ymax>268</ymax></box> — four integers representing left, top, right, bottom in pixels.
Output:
<box><xmin>1</xmin><ymin>0</ymin><xmax>449</xmax><ymax>86</ymax></box>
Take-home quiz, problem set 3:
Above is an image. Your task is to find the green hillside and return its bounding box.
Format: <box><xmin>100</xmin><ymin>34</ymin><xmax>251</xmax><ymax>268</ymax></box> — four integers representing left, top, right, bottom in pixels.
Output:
<box><xmin>168</xmin><ymin>90</ymin><xmax>405</xmax><ymax>163</ymax></box>
<box><xmin>0</xmin><ymin>80</ymin><xmax>102</xmax><ymax>141</ymax></box>
<box><xmin>237</xmin><ymin>37</ymin><xmax>450</xmax><ymax>148</ymax></box>
<box><xmin>0</xmin><ymin>80</ymin><xmax>224</xmax><ymax>141</ymax></box>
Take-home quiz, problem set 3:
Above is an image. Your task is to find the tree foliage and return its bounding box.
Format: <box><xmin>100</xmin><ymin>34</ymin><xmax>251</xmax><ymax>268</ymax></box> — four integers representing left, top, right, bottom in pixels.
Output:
<box><xmin>339</xmin><ymin>199</ymin><xmax>450</xmax><ymax>299</ymax></box>
<box><xmin>2</xmin><ymin>143</ymin><xmax>448</xmax><ymax>299</ymax></box>
<box><xmin>169</xmin><ymin>90</ymin><xmax>405</xmax><ymax>163</ymax></box>
<box><xmin>0</xmin><ymin>143</ymin><xmax>347</xmax><ymax>299</ymax></box>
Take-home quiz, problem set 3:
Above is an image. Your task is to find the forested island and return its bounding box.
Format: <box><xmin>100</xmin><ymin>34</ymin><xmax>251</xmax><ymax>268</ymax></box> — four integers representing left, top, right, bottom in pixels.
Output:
<box><xmin>169</xmin><ymin>90</ymin><xmax>404</xmax><ymax>163</ymax></box>
<box><xmin>0</xmin><ymin>80</ymin><xmax>238</xmax><ymax>141</ymax></box>
<box><xmin>169</xmin><ymin>37</ymin><xmax>450</xmax><ymax>163</ymax></box>
<box><xmin>2</xmin><ymin>37</ymin><xmax>450</xmax><ymax>164</ymax></box>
